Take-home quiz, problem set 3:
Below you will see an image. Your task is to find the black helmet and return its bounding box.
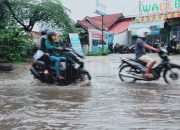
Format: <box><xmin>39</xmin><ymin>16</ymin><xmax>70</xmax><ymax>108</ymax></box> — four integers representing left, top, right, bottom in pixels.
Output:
<box><xmin>41</xmin><ymin>29</ymin><xmax>51</xmax><ymax>35</ymax></box>
<box><xmin>46</xmin><ymin>30</ymin><xmax>58</xmax><ymax>41</ymax></box>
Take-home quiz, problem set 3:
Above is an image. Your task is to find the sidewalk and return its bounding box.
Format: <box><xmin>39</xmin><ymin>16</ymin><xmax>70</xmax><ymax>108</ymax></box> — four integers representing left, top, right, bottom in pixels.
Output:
<box><xmin>0</xmin><ymin>63</ymin><xmax>14</xmax><ymax>71</ymax></box>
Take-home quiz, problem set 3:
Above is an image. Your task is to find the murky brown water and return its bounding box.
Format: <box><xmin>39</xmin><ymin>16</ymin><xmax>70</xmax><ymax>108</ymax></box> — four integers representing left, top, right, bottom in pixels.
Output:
<box><xmin>1</xmin><ymin>55</ymin><xmax>180</xmax><ymax>130</ymax></box>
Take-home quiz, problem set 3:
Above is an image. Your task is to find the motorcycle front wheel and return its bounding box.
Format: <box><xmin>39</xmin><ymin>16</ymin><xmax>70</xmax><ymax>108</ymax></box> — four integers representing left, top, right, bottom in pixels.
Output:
<box><xmin>119</xmin><ymin>65</ymin><xmax>136</xmax><ymax>82</ymax></box>
<box><xmin>163</xmin><ymin>66</ymin><xmax>180</xmax><ymax>84</ymax></box>
<box><xmin>82</xmin><ymin>71</ymin><xmax>91</xmax><ymax>81</ymax></box>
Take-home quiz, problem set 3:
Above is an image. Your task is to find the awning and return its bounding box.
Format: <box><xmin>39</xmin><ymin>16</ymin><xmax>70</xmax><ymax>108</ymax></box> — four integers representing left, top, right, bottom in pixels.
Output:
<box><xmin>128</xmin><ymin>20</ymin><xmax>165</xmax><ymax>36</ymax></box>
<box><xmin>137</xmin><ymin>11</ymin><xmax>180</xmax><ymax>23</ymax></box>
<box><xmin>128</xmin><ymin>20</ymin><xmax>165</xmax><ymax>31</ymax></box>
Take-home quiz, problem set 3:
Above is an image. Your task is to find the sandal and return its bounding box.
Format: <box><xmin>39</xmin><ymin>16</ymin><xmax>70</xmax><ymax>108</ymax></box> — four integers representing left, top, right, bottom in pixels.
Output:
<box><xmin>44</xmin><ymin>70</ymin><xmax>49</xmax><ymax>75</ymax></box>
<box><xmin>144</xmin><ymin>73</ymin><xmax>154</xmax><ymax>79</ymax></box>
<box><xmin>57</xmin><ymin>76</ymin><xmax>64</xmax><ymax>80</ymax></box>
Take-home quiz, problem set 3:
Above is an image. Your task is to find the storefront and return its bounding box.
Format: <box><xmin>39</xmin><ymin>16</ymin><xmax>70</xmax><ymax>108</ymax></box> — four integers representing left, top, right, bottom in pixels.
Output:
<box><xmin>129</xmin><ymin>0</ymin><xmax>180</xmax><ymax>44</ymax></box>
<box><xmin>138</xmin><ymin>12</ymin><xmax>180</xmax><ymax>42</ymax></box>
<box><xmin>168</xmin><ymin>18</ymin><xmax>180</xmax><ymax>41</ymax></box>
<box><xmin>171</xmin><ymin>26</ymin><xmax>180</xmax><ymax>40</ymax></box>
<box><xmin>128</xmin><ymin>20</ymin><xmax>169</xmax><ymax>44</ymax></box>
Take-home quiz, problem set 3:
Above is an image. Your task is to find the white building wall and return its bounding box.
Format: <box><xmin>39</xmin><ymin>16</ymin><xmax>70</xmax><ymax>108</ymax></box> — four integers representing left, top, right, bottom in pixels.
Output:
<box><xmin>113</xmin><ymin>30</ymin><xmax>129</xmax><ymax>46</ymax></box>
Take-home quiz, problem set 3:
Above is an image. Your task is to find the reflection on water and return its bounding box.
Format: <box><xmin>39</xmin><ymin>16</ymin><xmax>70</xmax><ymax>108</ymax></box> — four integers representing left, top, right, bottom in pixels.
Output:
<box><xmin>1</xmin><ymin>55</ymin><xmax>180</xmax><ymax>129</ymax></box>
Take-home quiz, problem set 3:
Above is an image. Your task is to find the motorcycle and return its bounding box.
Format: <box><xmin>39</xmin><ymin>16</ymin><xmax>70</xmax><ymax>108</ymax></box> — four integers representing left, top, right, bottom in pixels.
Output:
<box><xmin>114</xmin><ymin>44</ymin><xmax>128</xmax><ymax>54</ymax></box>
<box><xmin>30</xmin><ymin>48</ymin><xmax>91</xmax><ymax>85</ymax></box>
<box><xmin>127</xmin><ymin>44</ymin><xmax>135</xmax><ymax>53</ymax></box>
<box><xmin>108</xmin><ymin>42</ymin><xmax>114</xmax><ymax>53</ymax></box>
<box><xmin>119</xmin><ymin>48</ymin><xmax>180</xmax><ymax>84</ymax></box>
<box><xmin>167</xmin><ymin>38</ymin><xmax>180</xmax><ymax>55</ymax></box>
<box><xmin>167</xmin><ymin>44</ymin><xmax>178</xmax><ymax>55</ymax></box>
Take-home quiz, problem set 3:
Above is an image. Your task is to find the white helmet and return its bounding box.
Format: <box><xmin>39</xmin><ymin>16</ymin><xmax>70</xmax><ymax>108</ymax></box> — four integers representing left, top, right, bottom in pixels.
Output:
<box><xmin>136</xmin><ymin>28</ymin><xmax>151</xmax><ymax>38</ymax></box>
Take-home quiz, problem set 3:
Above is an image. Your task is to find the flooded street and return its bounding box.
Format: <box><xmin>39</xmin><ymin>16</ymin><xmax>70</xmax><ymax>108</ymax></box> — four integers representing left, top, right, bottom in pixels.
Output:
<box><xmin>1</xmin><ymin>54</ymin><xmax>180</xmax><ymax>130</ymax></box>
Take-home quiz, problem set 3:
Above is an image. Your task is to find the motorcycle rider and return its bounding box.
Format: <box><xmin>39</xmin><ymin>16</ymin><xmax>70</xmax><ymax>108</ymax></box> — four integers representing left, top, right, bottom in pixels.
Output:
<box><xmin>45</xmin><ymin>30</ymin><xmax>66</xmax><ymax>80</ymax></box>
<box><xmin>135</xmin><ymin>28</ymin><xmax>159</xmax><ymax>78</ymax></box>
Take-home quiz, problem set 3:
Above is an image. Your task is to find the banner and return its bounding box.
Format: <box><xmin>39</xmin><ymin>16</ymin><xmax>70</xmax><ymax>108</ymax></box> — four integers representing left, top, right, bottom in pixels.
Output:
<box><xmin>69</xmin><ymin>33</ymin><xmax>84</xmax><ymax>56</ymax></box>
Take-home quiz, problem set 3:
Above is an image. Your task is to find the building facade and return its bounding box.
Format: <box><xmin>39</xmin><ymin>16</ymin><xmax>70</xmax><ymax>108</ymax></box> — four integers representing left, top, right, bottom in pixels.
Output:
<box><xmin>76</xmin><ymin>13</ymin><xmax>134</xmax><ymax>52</ymax></box>
<box><xmin>128</xmin><ymin>0</ymin><xmax>180</xmax><ymax>44</ymax></box>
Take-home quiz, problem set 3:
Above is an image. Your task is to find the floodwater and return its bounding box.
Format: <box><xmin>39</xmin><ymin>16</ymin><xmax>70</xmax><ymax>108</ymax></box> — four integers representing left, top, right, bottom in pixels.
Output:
<box><xmin>0</xmin><ymin>54</ymin><xmax>180</xmax><ymax>130</ymax></box>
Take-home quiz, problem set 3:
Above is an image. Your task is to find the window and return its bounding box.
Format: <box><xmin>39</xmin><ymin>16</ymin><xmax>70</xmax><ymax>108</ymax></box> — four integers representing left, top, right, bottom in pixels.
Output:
<box><xmin>92</xmin><ymin>39</ymin><xmax>106</xmax><ymax>46</ymax></box>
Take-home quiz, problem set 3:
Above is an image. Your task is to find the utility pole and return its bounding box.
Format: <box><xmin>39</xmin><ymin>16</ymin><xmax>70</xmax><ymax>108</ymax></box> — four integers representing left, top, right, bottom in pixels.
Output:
<box><xmin>101</xmin><ymin>15</ymin><xmax>104</xmax><ymax>49</ymax></box>
<box><xmin>139</xmin><ymin>1</ymin><xmax>141</xmax><ymax>18</ymax></box>
<box><xmin>95</xmin><ymin>0</ymin><xmax>106</xmax><ymax>49</ymax></box>
<box><xmin>165</xmin><ymin>0</ymin><xmax>168</xmax><ymax>13</ymax></box>
<box><xmin>139</xmin><ymin>1</ymin><xmax>142</xmax><ymax>18</ymax></box>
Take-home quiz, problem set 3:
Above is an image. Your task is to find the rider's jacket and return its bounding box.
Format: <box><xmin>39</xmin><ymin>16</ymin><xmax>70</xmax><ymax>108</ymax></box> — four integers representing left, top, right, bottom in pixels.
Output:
<box><xmin>45</xmin><ymin>40</ymin><xmax>61</xmax><ymax>57</ymax></box>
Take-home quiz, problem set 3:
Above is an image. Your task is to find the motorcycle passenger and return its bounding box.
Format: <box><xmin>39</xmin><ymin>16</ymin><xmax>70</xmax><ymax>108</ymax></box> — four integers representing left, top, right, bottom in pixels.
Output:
<box><xmin>39</xmin><ymin>29</ymin><xmax>51</xmax><ymax>74</ymax></box>
<box><xmin>135</xmin><ymin>28</ymin><xmax>159</xmax><ymax>78</ymax></box>
<box><xmin>33</xmin><ymin>29</ymin><xmax>51</xmax><ymax>75</ymax></box>
<box><xmin>45</xmin><ymin>31</ymin><xmax>66</xmax><ymax>80</ymax></box>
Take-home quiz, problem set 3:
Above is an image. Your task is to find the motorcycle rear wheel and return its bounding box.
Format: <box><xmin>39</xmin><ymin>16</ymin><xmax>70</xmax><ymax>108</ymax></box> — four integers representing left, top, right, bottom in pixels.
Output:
<box><xmin>119</xmin><ymin>65</ymin><xmax>136</xmax><ymax>82</ymax></box>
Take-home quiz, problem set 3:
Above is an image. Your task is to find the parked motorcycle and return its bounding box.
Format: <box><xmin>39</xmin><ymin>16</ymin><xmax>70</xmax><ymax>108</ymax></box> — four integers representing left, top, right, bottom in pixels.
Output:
<box><xmin>119</xmin><ymin>48</ymin><xmax>180</xmax><ymax>84</ymax></box>
<box><xmin>113</xmin><ymin>43</ymin><xmax>122</xmax><ymax>53</ymax></box>
<box><xmin>30</xmin><ymin>48</ymin><xmax>91</xmax><ymax>85</ymax></box>
<box><xmin>167</xmin><ymin>43</ymin><xmax>180</xmax><ymax>55</ymax></box>
<box><xmin>167</xmin><ymin>36</ymin><xmax>180</xmax><ymax>55</ymax></box>
<box><xmin>114</xmin><ymin>44</ymin><xmax>134</xmax><ymax>54</ymax></box>
<box><xmin>108</xmin><ymin>42</ymin><xmax>114</xmax><ymax>53</ymax></box>
<box><xmin>127</xmin><ymin>44</ymin><xmax>135</xmax><ymax>53</ymax></box>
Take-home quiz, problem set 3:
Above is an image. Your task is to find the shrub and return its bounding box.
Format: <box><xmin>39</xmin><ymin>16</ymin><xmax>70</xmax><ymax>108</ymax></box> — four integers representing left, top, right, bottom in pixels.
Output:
<box><xmin>87</xmin><ymin>48</ymin><xmax>111</xmax><ymax>56</ymax></box>
<box><xmin>0</xmin><ymin>28</ymin><xmax>33</xmax><ymax>62</ymax></box>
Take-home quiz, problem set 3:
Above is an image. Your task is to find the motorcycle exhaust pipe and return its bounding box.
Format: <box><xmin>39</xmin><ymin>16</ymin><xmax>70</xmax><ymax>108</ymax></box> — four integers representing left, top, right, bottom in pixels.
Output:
<box><xmin>119</xmin><ymin>73</ymin><xmax>144</xmax><ymax>80</ymax></box>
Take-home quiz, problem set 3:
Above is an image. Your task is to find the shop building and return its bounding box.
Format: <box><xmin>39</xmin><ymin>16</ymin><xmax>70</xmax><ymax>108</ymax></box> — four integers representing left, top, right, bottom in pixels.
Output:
<box><xmin>128</xmin><ymin>0</ymin><xmax>180</xmax><ymax>44</ymax></box>
<box><xmin>76</xmin><ymin>13</ymin><xmax>135</xmax><ymax>52</ymax></box>
<box><xmin>76</xmin><ymin>13</ymin><xmax>124</xmax><ymax>52</ymax></box>
<box><xmin>109</xmin><ymin>17</ymin><xmax>135</xmax><ymax>45</ymax></box>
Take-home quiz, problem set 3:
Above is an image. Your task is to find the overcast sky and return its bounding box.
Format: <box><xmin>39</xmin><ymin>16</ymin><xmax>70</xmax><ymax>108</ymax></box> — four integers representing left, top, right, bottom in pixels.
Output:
<box><xmin>60</xmin><ymin>0</ymin><xmax>162</xmax><ymax>22</ymax></box>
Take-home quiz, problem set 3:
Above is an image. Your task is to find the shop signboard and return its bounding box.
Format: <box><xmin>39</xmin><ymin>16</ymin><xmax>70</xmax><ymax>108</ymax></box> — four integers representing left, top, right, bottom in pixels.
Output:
<box><xmin>129</xmin><ymin>20</ymin><xmax>164</xmax><ymax>36</ymax></box>
<box><xmin>88</xmin><ymin>29</ymin><xmax>110</xmax><ymax>52</ymax></box>
<box><xmin>91</xmin><ymin>33</ymin><xmax>108</xmax><ymax>52</ymax></box>
<box><xmin>69</xmin><ymin>33</ymin><xmax>84</xmax><ymax>56</ymax></box>
<box><xmin>95</xmin><ymin>0</ymin><xmax>107</xmax><ymax>16</ymax></box>
<box><xmin>141</xmin><ymin>0</ymin><xmax>180</xmax><ymax>15</ymax></box>
<box><xmin>92</xmin><ymin>33</ymin><xmax>106</xmax><ymax>39</ymax></box>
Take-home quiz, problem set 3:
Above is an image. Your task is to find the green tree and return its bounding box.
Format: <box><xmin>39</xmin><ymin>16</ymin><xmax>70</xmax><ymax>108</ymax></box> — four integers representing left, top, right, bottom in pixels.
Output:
<box><xmin>0</xmin><ymin>0</ymin><xmax>5</xmax><ymax>20</ymax></box>
<box><xmin>3</xmin><ymin>0</ymin><xmax>75</xmax><ymax>32</ymax></box>
<box><xmin>0</xmin><ymin>0</ymin><xmax>79</xmax><ymax>62</ymax></box>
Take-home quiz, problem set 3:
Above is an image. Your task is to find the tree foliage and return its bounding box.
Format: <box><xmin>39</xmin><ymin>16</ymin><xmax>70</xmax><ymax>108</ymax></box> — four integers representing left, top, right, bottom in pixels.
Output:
<box><xmin>0</xmin><ymin>0</ymin><xmax>5</xmax><ymax>19</ymax></box>
<box><xmin>0</xmin><ymin>0</ymin><xmax>79</xmax><ymax>62</ymax></box>
<box><xmin>0</xmin><ymin>28</ymin><xmax>32</xmax><ymax>62</ymax></box>
<box><xmin>3</xmin><ymin>0</ymin><xmax>75</xmax><ymax>32</ymax></box>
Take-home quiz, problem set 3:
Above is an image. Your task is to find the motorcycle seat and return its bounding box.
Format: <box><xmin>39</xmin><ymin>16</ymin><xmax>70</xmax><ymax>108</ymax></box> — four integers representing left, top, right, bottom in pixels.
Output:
<box><xmin>34</xmin><ymin>60</ymin><xmax>45</xmax><ymax>66</ymax></box>
<box><xmin>128</xmin><ymin>58</ymin><xmax>147</xmax><ymax>66</ymax></box>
